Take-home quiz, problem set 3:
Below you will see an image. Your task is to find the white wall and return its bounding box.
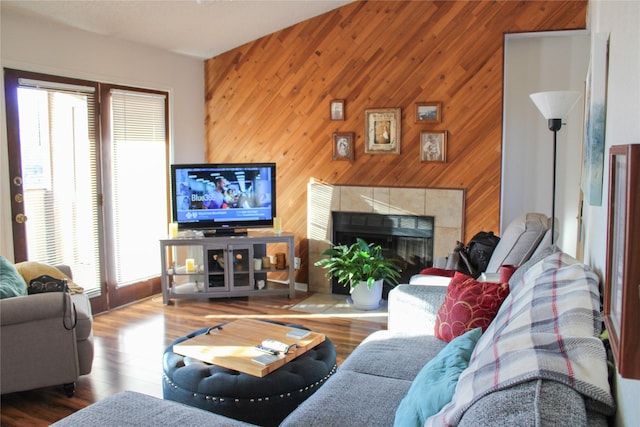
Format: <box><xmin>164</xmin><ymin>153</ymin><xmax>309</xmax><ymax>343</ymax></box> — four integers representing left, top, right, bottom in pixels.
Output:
<box><xmin>588</xmin><ymin>1</ymin><xmax>640</xmax><ymax>426</ymax></box>
<box><xmin>502</xmin><ymin>32</ymin><xmax>589</xmax><ymax>255</ymax></box>
<box><xmin>1</xmin><ymin>8</ymin><xmax>206</xmax><ymax>260</ymax></box>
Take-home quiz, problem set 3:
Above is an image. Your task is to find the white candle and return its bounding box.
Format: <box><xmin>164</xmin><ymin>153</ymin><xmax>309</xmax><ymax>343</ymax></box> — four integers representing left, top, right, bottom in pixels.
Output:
<box><xmin>168</xmin><ymin>222</ymin><xmax>178</xmax><ymax>238</ymax></box>
<box><xmin>273</xmin><ymin>217</ymin><xmax>282</xmax><ymax>235</ymax></box>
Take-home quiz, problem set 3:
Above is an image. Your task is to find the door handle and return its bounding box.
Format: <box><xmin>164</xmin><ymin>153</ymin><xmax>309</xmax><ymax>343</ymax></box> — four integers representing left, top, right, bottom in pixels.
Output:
<box><xmin>15</xmin><ymin>213</ymin><xmax>27</xmax><ymax>224</ymax></box>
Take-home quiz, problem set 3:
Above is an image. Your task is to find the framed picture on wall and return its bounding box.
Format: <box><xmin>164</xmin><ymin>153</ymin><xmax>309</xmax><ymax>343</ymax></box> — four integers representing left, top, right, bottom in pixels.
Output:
<box><xmin>364</xmin><ymin>108</ymin><xmax>401</xmax><ymax>154</ymax></box>
<box><xmin>415</xmin><ymin>102</ymin><xmax>442</xmax><ymax>123</ymax></box>
<box><xmin>330</xmin><ymin>100</ymin><xmax>345</xmax><ymax>121</ymax></box>
<box><xmin>604</xmin><ymin>144</ymin><xmax>640</xmax><ymax>379</ymax></box>
<box><xmin>420</xmin><ymin>131</ymin><xmax>447</xmax><ymax>162</ymax></box>
<box><xmin>581</xmin><ymin>33</ymin><xmax>609</xmax><ymax>206</ymax></box>
<box><xmin>332</xmin><ymin>132</ymin><xmax>354</xmax><ymax>161</ymax></box>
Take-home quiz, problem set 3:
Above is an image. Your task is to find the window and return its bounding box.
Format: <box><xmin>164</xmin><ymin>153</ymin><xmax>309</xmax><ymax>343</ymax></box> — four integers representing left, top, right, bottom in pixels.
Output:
<box><xmin>108</xmin><ymin>89</ymin><xmax>168</xmax><ymax>286</ymax></box>
<box><xmin>5</xmin><ymin>69</ymin><xmax>169</xmax><ymax>312</ymax></box>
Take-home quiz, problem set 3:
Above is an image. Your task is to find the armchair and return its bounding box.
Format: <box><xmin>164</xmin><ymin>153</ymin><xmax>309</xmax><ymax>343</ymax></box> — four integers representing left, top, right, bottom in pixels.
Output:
<box><xmin>389</xmin><ymin>213</ymin><xmax>552</xmax><ymax>334</ymax></box>
<box><xmin>425</xmin><ymin>212</ymin><xmax>552</xmax><ymax>279</ymax></box>
<box><xmin>0</xmin><ymin>265</ymin><xmax>94</xmax><ymax>396</ymax></box>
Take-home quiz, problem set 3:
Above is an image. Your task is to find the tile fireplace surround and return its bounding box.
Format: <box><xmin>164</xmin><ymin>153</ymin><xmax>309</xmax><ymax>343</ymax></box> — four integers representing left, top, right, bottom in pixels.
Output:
<box><xmin>307</xmin><ymin>179</ymin><xmax>464</xmax><ymax>293</ymax></box>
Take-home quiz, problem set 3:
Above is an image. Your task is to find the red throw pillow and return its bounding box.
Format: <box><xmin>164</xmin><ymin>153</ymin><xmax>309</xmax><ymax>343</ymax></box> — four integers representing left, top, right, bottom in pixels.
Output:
<box><xmin>435</xmin><ymin>272</ymin><xmax>509</xmax><ymax>342</ymax></box>
<box><xmin>418</xmin><ymin>267</ymin><xmax>456</xmax><ymax>277</ymax></box>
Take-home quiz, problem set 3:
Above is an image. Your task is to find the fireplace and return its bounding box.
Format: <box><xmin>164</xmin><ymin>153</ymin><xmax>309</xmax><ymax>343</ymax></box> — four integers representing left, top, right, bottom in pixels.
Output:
<box><xmin>307</xmin><ymin>181</ymin><xmax>464</xmax><ymax>294</ymax></box>
<box><xmin>331</xmin><ymin>212</ymin><xmax>434</xmax><ymax>297</ymax></box>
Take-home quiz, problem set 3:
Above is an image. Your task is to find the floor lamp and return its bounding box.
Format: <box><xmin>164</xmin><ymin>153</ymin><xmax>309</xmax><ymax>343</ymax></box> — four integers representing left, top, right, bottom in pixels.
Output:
<box><xmin>529</xmin><ymin>91</ymin><xmax>581</xmax><ymax>245</ymax></box>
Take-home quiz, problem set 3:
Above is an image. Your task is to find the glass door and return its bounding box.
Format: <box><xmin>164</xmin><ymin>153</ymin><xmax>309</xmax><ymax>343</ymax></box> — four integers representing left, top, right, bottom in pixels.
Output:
<box><xmin>4</xmin><ymin>69</ymin><xmax>105</xmax><ymax>309</ymax></box>
<box><xmin>5</xmin><ymin>69</ymin><xmax>170</xmax><ymax>313</ymax></box>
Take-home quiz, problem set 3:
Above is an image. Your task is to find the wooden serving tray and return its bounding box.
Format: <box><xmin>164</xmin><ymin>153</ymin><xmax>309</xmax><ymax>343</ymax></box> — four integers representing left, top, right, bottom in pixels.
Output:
<box><xmin>173</xmin><ymin>318</ymin><xmax>325</xmax><ymax>377</ymax></box>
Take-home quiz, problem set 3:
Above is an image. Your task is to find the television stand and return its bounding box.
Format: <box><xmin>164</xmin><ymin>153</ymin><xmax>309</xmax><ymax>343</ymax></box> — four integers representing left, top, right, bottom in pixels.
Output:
<box><xmin>160</xmin><ymin>232</ymin><xmax>295</xmax><ymax>304</ymax></box>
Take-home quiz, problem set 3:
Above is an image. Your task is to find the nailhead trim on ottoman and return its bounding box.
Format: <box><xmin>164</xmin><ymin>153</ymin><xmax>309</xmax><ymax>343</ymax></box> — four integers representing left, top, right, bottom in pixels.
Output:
<box><xmin>163</xmin><ymin>322</ymin><xmax>337</xmax><ymax>427</ymax></box>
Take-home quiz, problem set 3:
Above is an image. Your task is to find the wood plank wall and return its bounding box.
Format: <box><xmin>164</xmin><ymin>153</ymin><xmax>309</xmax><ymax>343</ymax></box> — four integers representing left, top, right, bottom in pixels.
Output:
<box><xmin>204</xmin><ymin>0</ymin><xmax>587</xmax><ymax>283</ymax></box>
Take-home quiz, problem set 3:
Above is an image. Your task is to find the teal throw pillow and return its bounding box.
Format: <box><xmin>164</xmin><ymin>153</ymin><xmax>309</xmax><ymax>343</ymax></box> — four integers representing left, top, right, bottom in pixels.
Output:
<box><xmin>393</xmin><ymin>327</ymin><xmax>482</xmax><ymax>427</ymax></box>
<box><xmin>0</xmin><ymin>256</ymin><xmax>28</xmax><ymax>299</ymax></box>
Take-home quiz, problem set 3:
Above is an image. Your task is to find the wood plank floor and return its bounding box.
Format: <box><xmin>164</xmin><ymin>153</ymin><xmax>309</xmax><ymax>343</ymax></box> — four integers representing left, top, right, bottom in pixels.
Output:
<box><xmin>0</xmin><ymin>292</ymin><xmax>387</xmax><ymax>426</ymax></box>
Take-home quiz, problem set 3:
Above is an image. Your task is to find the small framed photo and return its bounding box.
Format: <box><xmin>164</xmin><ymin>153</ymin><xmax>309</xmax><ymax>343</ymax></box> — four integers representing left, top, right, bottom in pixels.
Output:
<box><xmin>333</xmin><ymin>132</ymin><xmax>354</xmax><ymax>161</ymax></box>
<box><xmin>415</xmin><ymin>102</ymin><xmax>442</xmax><ymax>123</ymax></box>
<box><xmin>330</xmin><ymin>99</ymin><xmax>345</xmax><ymax>121</ymax></box>
<box><xmin>364</xmin><ymin>108</ymin><xmax>401</xmax><ymax>154</ymax></box>
<box><xmin>420</xmin><ymin>131</ymin><xmax>447</xmax><ymax>163</ymax></box>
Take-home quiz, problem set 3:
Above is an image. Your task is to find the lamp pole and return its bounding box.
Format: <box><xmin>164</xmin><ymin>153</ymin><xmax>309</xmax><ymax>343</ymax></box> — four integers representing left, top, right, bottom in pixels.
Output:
<box><xmin>548</xmin><ymin>118</ymin><xmax>562</xmax><ymax>246</ymax></box>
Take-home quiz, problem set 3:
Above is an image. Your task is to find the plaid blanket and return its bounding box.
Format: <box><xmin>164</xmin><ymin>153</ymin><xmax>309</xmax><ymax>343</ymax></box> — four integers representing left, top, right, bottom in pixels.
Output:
<box><xmin>426</xmin><ymin>252</ymin><xmax>615</xmax><ymax>426</ymax></box>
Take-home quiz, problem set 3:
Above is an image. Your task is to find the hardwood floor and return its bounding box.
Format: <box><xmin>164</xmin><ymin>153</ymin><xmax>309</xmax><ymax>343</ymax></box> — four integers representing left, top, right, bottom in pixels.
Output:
<box><xmin>0</xmin><ymin>292</ymin><xmax>387</xmax><ymax>426</ymax></box>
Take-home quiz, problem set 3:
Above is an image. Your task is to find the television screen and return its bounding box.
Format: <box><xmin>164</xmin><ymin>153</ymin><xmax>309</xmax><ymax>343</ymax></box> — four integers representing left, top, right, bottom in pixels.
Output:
<box><xmin>171</xmin><ymin>163</ymin><xmax>276</xmax><ymax>235</ymax></box>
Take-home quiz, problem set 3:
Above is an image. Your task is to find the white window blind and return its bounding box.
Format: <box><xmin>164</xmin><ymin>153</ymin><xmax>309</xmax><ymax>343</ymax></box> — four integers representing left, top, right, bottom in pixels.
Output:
<box><xmin>110</xmin><ymin>89</ymin><xmax>168</xmax><ymax>286</ymax></box>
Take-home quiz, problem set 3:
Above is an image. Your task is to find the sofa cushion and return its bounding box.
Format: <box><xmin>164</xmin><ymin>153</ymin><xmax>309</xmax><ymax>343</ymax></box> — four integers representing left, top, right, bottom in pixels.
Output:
<box><xmin>434</xmin><ymin>272</ymin><xmax>509</xmax><ymax>342</ymax></box>
<box><xmin>458</xmin><ymin>379</ymin><xmax>598</xmax><ymax>427</ymax></box>
<box><xmin>339</xmin><ymin>330</ymin><xmax>447</xmax><ymax>381</ymax></box>
<box><xmin>485</xmin><ymin>213</ymin><xmax>548</xmax><ymax>273</ymax></box>
<box><xmin>387</xmin><ymin>284</ymin><xmax>448</xmax><ymax>335</ymax></box>
<box><xmin>50</xmin><ymin>391</ymin><xmax>255</xmax><ymax>427</ymax></box>
<box><xmin>0</xmin><ymin>256</ymin><xmax>28</xmax><ymax>299</ymax></box>
<box><xmin>280</xmin><ymin>369</ymin><xmax>411</xmax><ymax>427</ymax></box>
<box><xmin>394</xmin><ymin>328</ymin><xmax>482</xmax><ymax>427</ymax></box>
<box><xmin>14</xmin><ymin>261</ymin><xmax>84</xmax><ymax>294</ymax></box>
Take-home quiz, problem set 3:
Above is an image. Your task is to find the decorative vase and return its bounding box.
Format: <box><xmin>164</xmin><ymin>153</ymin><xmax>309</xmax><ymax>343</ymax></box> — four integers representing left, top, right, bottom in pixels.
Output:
<box><xmin>349</xmin><ymin>279</ymin><xmax>383</xmax><ymax>310</ymax></box>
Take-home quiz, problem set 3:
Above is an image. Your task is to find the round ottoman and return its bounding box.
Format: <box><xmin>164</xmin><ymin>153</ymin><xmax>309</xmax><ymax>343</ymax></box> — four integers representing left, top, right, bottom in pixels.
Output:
<box><xmin>163</xmin><ymin>322</ymin><xmax>337</xmax><ymax>427</ymax></box>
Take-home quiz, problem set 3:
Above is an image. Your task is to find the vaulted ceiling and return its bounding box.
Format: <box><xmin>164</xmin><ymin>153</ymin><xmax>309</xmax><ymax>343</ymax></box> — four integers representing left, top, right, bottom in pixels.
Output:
<box><xmin>1</xmin><ymin>0</ymin><xmax>353</xmax><ymax>60</ymax></box>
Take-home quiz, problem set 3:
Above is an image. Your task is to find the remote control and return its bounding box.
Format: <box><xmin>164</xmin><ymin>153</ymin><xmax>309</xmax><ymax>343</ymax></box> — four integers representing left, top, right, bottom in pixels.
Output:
<box><xmin>287</xmin><ymin>328</ymin><xmax>311</xmax><ymax>339</ymax></box>
<box><xmin>252</xmin><ymin>353</ymin><xmax>279</xmax><ymax>366</ymax></box>
<box><xmin>255</xmin><ymin>345</ymin><xmax>279</xmax><ymax>355</ymax></box>
<box><xmin>262</xmin><ymin>339</ymin><xmax>290</xmax><ymax>354</ymax></box>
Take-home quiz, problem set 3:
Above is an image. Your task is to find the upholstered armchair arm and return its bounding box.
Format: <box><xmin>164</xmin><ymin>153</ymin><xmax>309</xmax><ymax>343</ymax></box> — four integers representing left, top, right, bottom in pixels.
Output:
<box><xmin>387</xmin><ymin>284</ymin><xmax>447</xmax><ymax>335</ymax></box>
<box><xmin>0</xmin><ymin>292</ymin><xmax>74</xmax><ymax>326</ymax></box>
<box><xmin>1</xmin><ymin>292</ymin><xmax>81</xmax><ymax>395</ymax></box>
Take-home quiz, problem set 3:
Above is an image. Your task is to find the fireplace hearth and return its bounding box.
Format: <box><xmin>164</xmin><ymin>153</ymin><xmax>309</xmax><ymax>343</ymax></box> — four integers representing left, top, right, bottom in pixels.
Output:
<box><xmin>331</xmin><ymin>212</ymin><xmax>434</xmax><ymax>297</ymax></box>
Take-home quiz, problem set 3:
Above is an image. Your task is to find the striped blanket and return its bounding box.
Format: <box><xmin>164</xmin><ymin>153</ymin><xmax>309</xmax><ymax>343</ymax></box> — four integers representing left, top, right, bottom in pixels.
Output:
<box><xmin>425</xmin><ymin>252</ymin><xmax>615</xmax><ymax>426</ymax></box>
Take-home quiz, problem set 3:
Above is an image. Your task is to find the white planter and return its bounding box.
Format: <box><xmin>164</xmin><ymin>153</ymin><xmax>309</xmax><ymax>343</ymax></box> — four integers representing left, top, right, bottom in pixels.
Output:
<box><xmin>349</xmin><ymin>279</ymin><xmax>383</xmax><ymax>310</ymax></box>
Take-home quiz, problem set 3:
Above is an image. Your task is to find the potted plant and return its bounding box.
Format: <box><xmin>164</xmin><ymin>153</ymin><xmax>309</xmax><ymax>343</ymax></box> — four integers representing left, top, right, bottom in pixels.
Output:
<box><xmin>314</xmin><ymin>238</ymin><xmax>402</xmax><ymax>310</ymax></box>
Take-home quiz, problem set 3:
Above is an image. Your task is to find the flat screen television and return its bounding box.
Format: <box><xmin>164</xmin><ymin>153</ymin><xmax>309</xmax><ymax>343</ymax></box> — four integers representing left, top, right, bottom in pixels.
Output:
<box><xmin>170</xmin><ymin>163</ymin><xmax>276</xmax><ymax>236</ymax></box>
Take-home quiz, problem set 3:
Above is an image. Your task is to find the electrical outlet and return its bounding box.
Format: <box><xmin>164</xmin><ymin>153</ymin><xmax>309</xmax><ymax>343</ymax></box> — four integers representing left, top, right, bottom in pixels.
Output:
<box><xmin>294</xmin><ymin>257</ymin><xmax>301</xmax><ymax>270</ymax></box>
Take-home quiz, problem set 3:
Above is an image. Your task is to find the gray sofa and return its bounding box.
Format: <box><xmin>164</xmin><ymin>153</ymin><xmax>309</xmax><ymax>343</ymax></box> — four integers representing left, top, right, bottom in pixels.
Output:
<box><xmin>1</xmin><ymin>265</ymin><xmax>94</xmax><ymax>397</ymax></box>
<box><xmin>53</xmin><ymin>250</ymin><xmax>615</xmax><ymax>426</ymax></box>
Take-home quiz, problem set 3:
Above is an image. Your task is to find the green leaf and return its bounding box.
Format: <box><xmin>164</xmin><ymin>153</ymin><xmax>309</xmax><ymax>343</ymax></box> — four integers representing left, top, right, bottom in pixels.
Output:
<box><xmin>314</xmin><ymin>238</ymin><xmax>403</xmax><ymax>289</ymax></box>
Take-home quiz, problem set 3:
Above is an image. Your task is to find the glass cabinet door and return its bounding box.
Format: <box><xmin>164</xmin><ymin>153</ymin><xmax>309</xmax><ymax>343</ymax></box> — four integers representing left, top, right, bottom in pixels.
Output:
<box><xmin>227</xmin><ymin>244</ymin><xmax>252</xmax><ymax>289</ymax></box>
<box><xmin>206</xmin><ymin>247</ymin><xmax>229</xmax><ymax>292</ymax></box>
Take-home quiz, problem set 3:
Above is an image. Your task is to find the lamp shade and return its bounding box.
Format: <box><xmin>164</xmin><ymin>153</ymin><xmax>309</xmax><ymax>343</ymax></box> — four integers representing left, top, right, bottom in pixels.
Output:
<box><xmin>529</xmin><ymin>91</ymin><xmax>582</xmax><ymax>119</ymax></box>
